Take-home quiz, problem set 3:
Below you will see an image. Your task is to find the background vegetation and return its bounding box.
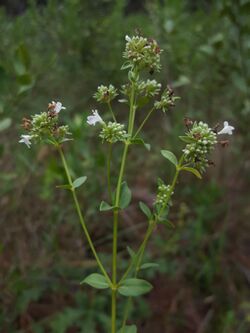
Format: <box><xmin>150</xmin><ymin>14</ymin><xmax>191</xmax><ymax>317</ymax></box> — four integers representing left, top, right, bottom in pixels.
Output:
<box><xmin>1</xmin><ymin>0</ymin><xmax>250</xmax><ymax>332</ymax></box>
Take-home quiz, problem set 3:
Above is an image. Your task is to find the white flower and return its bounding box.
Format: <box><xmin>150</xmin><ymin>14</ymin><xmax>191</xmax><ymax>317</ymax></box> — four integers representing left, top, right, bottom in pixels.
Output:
<box><xmin>50</xmin><ymin>101</ymin><xmax>66</xmax><ymax>114</ymax></box>
<box><xmin>125</xmin><ymin>35</ymin><xmax>131</xmax><ymax>42</ymax></box>
<box><xmin>19</xmin><ymin>134</ymin><xmax>32</xmax><ymax>148</ymax></box>
<box><xmin>87</xmin><ymin>110</ymin><xmax>104</xmax><ymax>126</ymax></box>
<box><xmin>218</xmin><ymin>121</ymin><xmax>235</xmax><ymax>135</ymax></box>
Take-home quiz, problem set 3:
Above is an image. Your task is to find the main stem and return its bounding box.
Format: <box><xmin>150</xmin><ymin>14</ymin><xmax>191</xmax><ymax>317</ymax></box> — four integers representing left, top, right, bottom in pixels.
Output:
<box><xmin>111</xmin><ymin>77</ymin><xmax>137</xmax><ymax>333</ymax></box>
<box><xmin>58</xmin><ymin>146</ymin><xmax>111</xmax><ymax>286</ymax></box>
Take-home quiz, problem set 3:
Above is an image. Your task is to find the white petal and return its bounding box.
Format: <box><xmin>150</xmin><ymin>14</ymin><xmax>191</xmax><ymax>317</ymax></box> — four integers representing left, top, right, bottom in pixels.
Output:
<box><xmin>223</xmin><ymin>121</ymin><xmax>229</xmax><ymax>127</ymax></box>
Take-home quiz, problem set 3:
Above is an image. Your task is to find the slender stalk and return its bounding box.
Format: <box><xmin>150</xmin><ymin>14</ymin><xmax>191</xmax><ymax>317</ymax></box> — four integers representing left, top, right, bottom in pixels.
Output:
<box><xmin>107</xmin><ymin>143</ymin><xmax>113</xmax><ymax>202</ymax></box>
<box><xmin>111</xmin><ymin>143</ymin><xmax>129</xmax><ymax>333</ymax></box>
<box><xmin>108</xmin><ymin>101</ymin><xmax>117</xmax><ymax>122</ymax></box>
<box><xmin>133</xmin><ymin>107</ymin><xmax>155</xmax><ymax>139</ymax></box>
<box><xmin>128</xmin><ymin>83</ymin><xmax>135</xmax><ymax>135</ymax></box>
<box><xmin>57</xmin><ymin>145</ymin><xmax>112</xmax><ymax>286</ymax></box>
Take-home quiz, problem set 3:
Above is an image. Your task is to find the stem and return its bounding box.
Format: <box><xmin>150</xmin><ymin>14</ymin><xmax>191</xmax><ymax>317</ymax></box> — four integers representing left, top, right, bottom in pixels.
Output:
<box><xmin>107</xmin><ymin>143</ymin><xmax>113</xmax><ymax>202</ymax></box>
<box><xmin>111</xmin><ymin>71</ymin><xmax>137</xmax><ymax>332</ymax></box>
<box><xmin>111</xmin><ymin>143</ymin><xmax>129</xmax><ymax>333</ymax></box>
<box><xmin>58</xmin><ymin>146</ymin><xmax>112</xmax><ymax>286</ymax></box>
<box><xmin>108</xmin><ymin>101</ymin><xmax>117</xmax><ymax>122</ymax></box>
<box><xmin>128</xmin><ymin>83</ymin><xmax>136</xmax><ymax>135</ymax></box>
<box><xmin>133</xmin><ymin>107</ymin><xmax>155</xmax><ymax>139</ymax></box>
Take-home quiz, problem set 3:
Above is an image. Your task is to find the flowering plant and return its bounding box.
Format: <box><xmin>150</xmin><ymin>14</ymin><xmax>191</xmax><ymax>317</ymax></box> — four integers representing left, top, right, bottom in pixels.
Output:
<box><xmin>19</xmin><ymin>34</ymin><xmax>234</xmax><ymax>333</ymax></box>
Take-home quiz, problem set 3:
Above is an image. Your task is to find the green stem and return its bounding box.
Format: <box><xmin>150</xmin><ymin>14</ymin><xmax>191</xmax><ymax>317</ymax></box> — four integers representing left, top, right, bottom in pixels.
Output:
<box><xmin>128</xmin><ymin>83</ymin><xmax>135</xmax><ymax>135</ymax></box>
<box><xmin>111</xmin><ymin>143</ymin><xmax>129</xmax><ymax>333</ymax></box>
<box><xmin>108</xmin><ymin>101</ymin><xmax>117</xmax><ymax>122</ymax></box>
<box><xmin>58</xmin><ymin>146</ymin><xmax>112</xmax><ymax>286</ymax></box>
<box><xmin>107</xmin><ymin>143</ymin><xmax>113</xmax><ymax>202</ymax></box>
<box><xmin>133</xmin><ymin>107</ymin><xmax>155</xmax><ymax>139</ymax></box>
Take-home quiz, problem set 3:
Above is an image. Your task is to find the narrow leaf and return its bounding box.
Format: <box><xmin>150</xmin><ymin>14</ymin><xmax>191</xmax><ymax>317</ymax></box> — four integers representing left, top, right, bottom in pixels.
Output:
<box><xmin>120</xmin><ymin>182</ymin><xmax>132</xmax><ymax>209</ymax></box>
<box><xmin>118</xmin><ymin>278</ymin><xmax>152</xmax><ymax>297</ymax></box>
<box><xmin>158</xmin><ymin>220</ymin><xmax>175</xmax><ymax>228</ymax></box>
<box><xmin>130</xmin><ymin>138</ymin><xmax>150</xmax><ymax>151</ymax></box>
<box><xmin>72</xmin><ymin>176</ymin><xmax>87</xmax><ymax>189</ymax></box>
<box><xmin>99</xmin><ymin>201</ymin><xmax>114</xmax><ymax>211</ymax></box>
<box><xmin>139</xmin><ymin>202</ymin><xmax>152</xmax><ymax>219</ymax></box>
<box><xmin>117</xmin><ymin>325</ymin><xmax>137</xmax><ymax>333</ymax></box>
<box><xmin>181</xmin><ymin>167</ymin><xmax>202</xmax><ymax>179</ymax></box>
<box><xmin>179</xmin><ymin>136</ymin><xmax>197</xmax><ymax>143</ymax></box>
<box><xmin>140</xmin><ymin>263</ymin><xmax>159</xmax><ymax>270</ymax></box>
<box><xmin>0</xmin><ymin>118</ymin><xmax>11</xmax><ymax>132</ymax></box>
<box><xmin>161</xmin><ymin>150</ymin><xmax>178</xmax><ymax>167</ymax></box>
<box><xmin>81</xmin><ymin>273</ymin><xmax>109</xmax><ymax>289</ymax></box>
<box><xmin>126</xmin><ymin>246</ymin><xmax>135</xmax><ymax>258</ymax></box>
<box><xmin>56</xmin><ymin>184</ymin><xmax>72</xmax><ymax>190</ymax></box>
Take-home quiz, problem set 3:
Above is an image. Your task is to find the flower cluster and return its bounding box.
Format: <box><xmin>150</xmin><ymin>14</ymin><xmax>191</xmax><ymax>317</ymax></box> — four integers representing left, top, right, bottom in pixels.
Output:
<box><xmin>154</xmin><ymin>87</ymin><xmax>179</xmax><ymax>112</ymax></box>
<box><xmin>123</xmin><ymin>35</ymin><xmax>162</xmax><ymax>72</ymax></box>
<box><xmin>94</xmin><ymin>84</ymin><xmax>118</xmax><ymax>103</ymax></box>
<box><xmin>137</xmin><ymin>79</ymin><xmax>161</xmax><ymax>98</ymax></box>
<box><xmin>19</xmin><ymin>101</ymin><xmax>70</xmax><ymax>148</ymax></box>
<box><xmin>99</xmin><ymin>122</ymin><xmax>127</xmax><ymax>143</ymax></box>
<box><xmin>182</xmin><ymin>121</ymin><xmax>217</xmax><ymax>172</ymax></box>
<box><xmin>155</xmin><ymin>180</ymin><xmax>173</xmax><ymax>207</ymax></box>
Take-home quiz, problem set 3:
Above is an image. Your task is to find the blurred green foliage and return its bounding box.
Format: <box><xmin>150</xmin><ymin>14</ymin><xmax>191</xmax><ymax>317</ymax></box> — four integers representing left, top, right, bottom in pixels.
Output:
<box><xmin>0</xmin><ymin>0</ymin><xmax>249</xmax><ymax>332</ymax></box>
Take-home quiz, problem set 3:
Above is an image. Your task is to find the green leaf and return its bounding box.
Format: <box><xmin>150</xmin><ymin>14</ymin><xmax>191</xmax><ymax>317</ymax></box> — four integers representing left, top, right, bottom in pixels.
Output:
<box><xmin>14</xmin><ymin>43</ymin><xmax>31</xmax><ymax>75</ymax></box>
<box><xmin>140</xmin><ymin>263</ymin><xmax>159</xmax><ymax>270</ymax></box>
<box><xmin>0</xmin><ymin>118</ymin><xmax>11</xmax><ymax>132</ymax></box>
<box><xmin>126</xmin><ymin>246</ymin><xmax>135</xmax><ymax>258</ymax></box>
<box><xmin>158</xmin><ymin>220</ymin><xmax>175</xmax><ymax>228</ymax></box>
<box><xmin>118</xmin><ymin>278</ymin><xmax>152</xmax><ymax>297</ymax></box>
<box><xmin>130</xmin><ymin>138</ymin><xmax>151</xmax><ymax>151</ymax></box>
<box><xmin>137</xmin><ymin>96</ymin><xmax>150</xmax><ymax>108</ymax></box>
<box><xmin>72</xmin><ymin>176</ymin><xmax>87</xmax><ymax>189</ymax></box>
<box><xmin>139</xmin><ymin>201</ymin><xmax>152</xmax><ymax>219</ymax></box>
<box><xmin>56</xmin><ymin>184</ymin><xmax>72</xmax><ymax>190</ymax></box>
<box><xmin>161</xmin><ymin>150</ymin><xmax>178</xmax><ymax>167</ymax></box>
<box><xmin>179</xmin><ymin>136</ymin><xmax>197</xmax><ymax>143</ymax></box>
<box><xmin>17</xmin><ymin>74</ymin><xmax>34</xmax><ymax>94</ymax></box>
<box><xmin>181</xmin><ymin>167</ymin><xmax>202</xmax><ymax>179</ymax></box>
<box><xmin>117</xmin><ymin>325</ymin><xmax>137</xmax><ymax>333</ymax></box>
<box><xmin>120</xmin><ymin>181</ymin><xmax>132</xmax><ymax>209</ymax></box>
<box><xmin>99</xmin><ymin>201</ymin><xmax>114</xmax><ymax>211</ymax></box>
<box><xmin>80</xmin><ymin>273</ymin><xmax>109</xmax><ymax>289</ymax></box>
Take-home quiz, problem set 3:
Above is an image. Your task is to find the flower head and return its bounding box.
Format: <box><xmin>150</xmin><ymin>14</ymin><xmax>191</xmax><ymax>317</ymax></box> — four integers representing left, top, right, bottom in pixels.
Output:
<box><xmin>93</xmin><ymin>85</ymin><xmax>118</xmax><ymax>103</ymax></box>
<box><xmin>19</xmin><ymin>134</ymin><xmax>32</xmax><ymax>148</ymax></box>
<box><xmin>99</xmin><ymin>121</ymin><xmax>127</xmax><ymax>143</ymax></box>
<box><xmin>49</xmin><ymin>101</ymin><xmax>66</xmax><ymax>114</ymax></box>
<box><xmin>218</xmin><ymin>121</ymin><xmax>235</xmax><ymax>135</ymax></box>
<box><xmin>87</xmin><ymin>110</ymin><xmax>104</xmax><ymax>126</ymax></box>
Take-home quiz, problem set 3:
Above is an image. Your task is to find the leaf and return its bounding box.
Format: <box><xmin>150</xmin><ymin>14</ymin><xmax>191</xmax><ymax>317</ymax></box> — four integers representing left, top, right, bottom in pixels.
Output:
<box><xmin>80</xmin><ymin>273</ymin><xmax>109</xmax><ymax>289</ymax></box>
<box><xmin>126</xmin><ymin>246</ymin><xmax>135</xmax><ymax>258</ymax></box>
<box><xmin>130</xmin><ymin>138</ymin><xmax>151</xmax><ymax>151</ymax></box>
<box><xmin>0</xmin><ymin>118</ymin><xmax>11</xmax><ymax>132</ymax></box>
<box><xmin>117</xmin><ymin>325</ymin><xmax>137</xmax><ymax>333</ymax></box>
<box><xmin>14</xmin><ymin>43</ymin><xmax>31</xmax><ymax>75</ymax></box>
<box><xmin>136</xmin><ymin>96</ymin><xmax>150</xmax><ymax>108</ymax></box>
<box><xmin>181</xmin><ymin>167</ymin><xmax>202</xmax><ymax>179</ymax></box>
<box><xmin>99</xmin><ymin>201</ymin><xmax>114</xmax><ymax>211</ymax></box>
<box><xmin>72</xmin><ymin>176</ymin><xmax>87</xmax><ymax>189</ymax></box>
<box><xmin>17</xmin><ymin>73</ymin><xmax>34</xmax><ymax>94</ymax></box>
<box><xmin>139</xmin><ymin>201</ymin><xmax>152</xmax><ymax>219</ymax></box>
<box><xmin>158</xmin><ymin>220</ymin><xmax>175</xmax><ymax>228</ymax></box>
<box><xmin>161</xmin><ymin>150</ymin><xmax>178</xmax><ymax>167</ymax></box>
<box><xmin>120</xmin><ymin>181</ymin><xmax>132</xmax><ymax>209</ymax></box>
<box><xmin>56</xmin><ymin>184</ymin><xmax>72</xmax><ymax>190</ymax></box>
<box><xmin>140</xmin><ymin>263</ymin><xmax>159</xmax><ymax>270</ymax></box>
<box><xmin>179</xmin><ymin>136</ymin><xmax>197</xmax><ymax>143</ymax></box>
<box><xmin>118</xmin><ymin>278</ymin><xmax>152</xmax><ymax>297</ymax></box>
